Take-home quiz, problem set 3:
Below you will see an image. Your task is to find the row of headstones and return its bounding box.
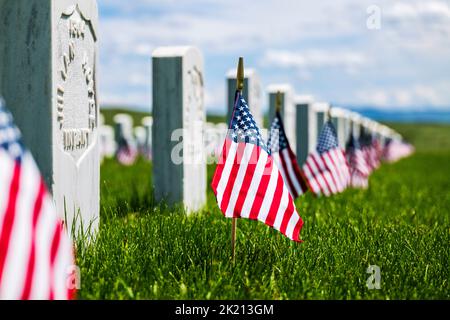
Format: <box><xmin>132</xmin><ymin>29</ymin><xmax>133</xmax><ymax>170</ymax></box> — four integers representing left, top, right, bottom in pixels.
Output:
<box><xmin>99</xmin><ymin>113</ymin><xmax>153</xmax><ymax>160</ymax></box>
<box><xmin>0</xmin><ymin>1</ymin><xmax>402</xmax><ymax>236</ymax></box>
<box><xmin>152</xmin><ymin>47</ymin><xmax>403</xmax><ymax>215</ymax></box>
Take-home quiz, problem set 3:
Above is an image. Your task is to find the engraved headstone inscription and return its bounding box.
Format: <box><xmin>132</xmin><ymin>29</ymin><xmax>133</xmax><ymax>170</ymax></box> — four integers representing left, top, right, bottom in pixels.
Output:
<box><xmin>152</xmin><ymin>46</ymin><xmax>206</xmax><ymax>212</ymax></box>
<box><xmin>0</xmin><ymin>0</ymin><xmax>100</xmax><ymax>235</ymax></box>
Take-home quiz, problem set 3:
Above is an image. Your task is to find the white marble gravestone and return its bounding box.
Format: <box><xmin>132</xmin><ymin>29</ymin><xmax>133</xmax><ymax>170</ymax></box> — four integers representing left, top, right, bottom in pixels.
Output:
<box><xmin>152</xmin><ymin>46</ymin><xmax>206</xmax><ymax>212</ymax></box>
<box><xmin>226</xmin><ymin>68</ymin><xmax>262</xmax><ymax>127</ymax></box>
<box><xmin>142</xmin><ymin>116</ymin><xmax>153</xmax><ymax>158</ymax></box>
<box><xmin>268</xmin><ymin>84</ymin><xmax>296</xmax><ymax>148</ymax></box>
<box><xmin>295</xmin><ymin>95</ymin><xmax>316</xmax><ymax>165</ymax></box>
<box><xmin>0</xmin><ymin>0</ymin><xmax>100</xmax><ymax>235</ymax></box>
<box><xmin>330</xmin><ymin>107</ymin><xmax>348</xmax><ymax>148</ymax></box>
<box><xmin>349</xmin><ymin>112</ymin><xmax>362</xmax><ymax>138</ymax></box>
<box><xmin>113</xmin><ymin>113</ymin><xmax>135</xmax><ymax>147</ymax></box>
<box><xmin>99</xmin><ymin>125</ymin><xmax>116</xmax><ymax>159</ymax></box>
<box><xmin>134</xmin><ymin>126</ymin><xmax>146</xmax><ymax>155</ymax></box>
<box><xmin>313</xmin><ymin>102</ymin><xmax>330</xmax><ymax>137</ymax></box>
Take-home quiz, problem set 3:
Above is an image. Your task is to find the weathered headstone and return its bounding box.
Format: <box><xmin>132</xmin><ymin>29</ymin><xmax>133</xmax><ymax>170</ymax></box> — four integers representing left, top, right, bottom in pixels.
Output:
<box><xmin>99</xmin><ymin>125</ymin><xmax>116</xmax><ymax>159</ymax></box>
<box><xmin>330</xmin><ymin>107</ymin><xmax>348</xmax><ymax>148</ymax></box>
<box><xmin>134</xmin><ymin>126</ymin><xmax>146</xmax><ymax>155</ymax></box>
<box><xmin>113</xmin><ymin>113</ymin><xmax>135</xmax><ymax>148</ymax></box>
<box><xmin>295</xmin><ymin>95</ymin><xmax>316</xmax><ymax>165</ymax></box>
<box><xmin>350</xmin><ymin>112</ymin><xmax>362</xmax><ymax>138</ymax></box>
<box><xmin>152</xmin><ymin>46</ymin><xmax>206</xmax><ymax>212</ymax></box>
<box><xmin>268</xmin><ymin>84</ymin><xmax>296</xmax><ymax>148</ymax></box>
<box><xmin>313</xmin><ymin>102</ymin><xmax>330</xmax><ymax>136</ymax></box>
<box><xmin>0</xmin><ymin>0</ymin><xmax>100</xmax><ymax>234</ymax></box>
<box><xmin>142</xmin><ymin>116</ymin><xmax>153</xmax><ymax>159</ymax></box>
<box><xmin>226</xmin><ymin>68</ymin><xmax>262</xmax><ymax>127</ymax></box>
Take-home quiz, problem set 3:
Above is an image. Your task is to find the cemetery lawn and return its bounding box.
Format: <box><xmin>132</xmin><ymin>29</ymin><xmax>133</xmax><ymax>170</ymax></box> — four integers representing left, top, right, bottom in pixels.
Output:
<box><xmin>75</xmin><ymin>123</ymin><xmax>450</xmax><ymax>299</ymax></box>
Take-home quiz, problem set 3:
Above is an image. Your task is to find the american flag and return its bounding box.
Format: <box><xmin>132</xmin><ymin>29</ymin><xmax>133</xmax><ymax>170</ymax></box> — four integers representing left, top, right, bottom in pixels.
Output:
<box><xmin>211</xmin><ymin>91</ymin><xmax>304</xmax><ymax>242</ymax></box>
<box><xmin>346</xmin><ymin>134</ymin><xmax>370</xmax><ymax>189</ymax></box>
<box><xmin>359</xmin><ymin>131</ymin><xmax>380</xmax><ymax>173</ymax></box>
<box><xmin>268</xmin><ymin>111</ymin><xmax>309</xmax><ymax>198</ymax></box>
<box><xmin>302</xmin><ymin>120</ymin><xmax>350</xmax><ymax>196</ymax></box>
<box><xmin>382</xmin><ymin>139</ymin><xmax>415</xmax><ymax>163</ymax></box>
<box><xmin>116</xmin><ymin>137</ymin><xmax>138</xmax><ymax>166</ymax></box>
<box><xmin>0</xmin><ymin>100</ymin><xmax>74</xmax><ymax>300</ymax></box>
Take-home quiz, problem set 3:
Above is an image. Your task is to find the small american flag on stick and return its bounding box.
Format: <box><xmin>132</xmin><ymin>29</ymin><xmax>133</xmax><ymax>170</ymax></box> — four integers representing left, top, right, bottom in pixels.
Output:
<box><xmin>116</xmin><ymin>137</ymin><xmax>138</xmax><ymax>166</ymax></box>
<box><xmin>268</xmin><ymin>110</ymin><xmax>309</xmax><ymax>199</ymax></box>
<box><xmin>211</xmin><ymin>91</ymin><xmax>304</xmax><ymax>242</ymax></box>
<box><xmin>346</xmin><ymin>134</ymin><xmax>370</xmax><ymax>189</ymax></box>
<box><xmin>302</xmin><ymin>120</ymin><xmax>350</xmax><ymax>196</ymax></box>
<box><xmin>0</xmin><ymin>99</ymin><xmax>74</xmax><ymax>300</ymax></box>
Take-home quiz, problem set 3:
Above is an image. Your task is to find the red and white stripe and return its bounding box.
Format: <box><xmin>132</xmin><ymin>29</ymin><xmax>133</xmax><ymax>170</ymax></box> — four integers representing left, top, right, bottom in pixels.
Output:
<box><xmin>383</xmin><ymin>141</ymin><xmax>415</xmax><ymax>163</ymax></box>
<box><xmin>212</xmin><ymin>139</ymin><xmax>303</xmax><ymax>242</ymax></box>
<box><xmin>272</xmin><ymin>148</ymin><xmax>309</xmax><ymax>199</ymax></box>
<box><xmin>302</xmin><ymin>148</ymin><xmax>350</xmax><ymax>196</ymax></box>
<box><xmin>117</xmin><ymin>146</ymin><xmax>138</xmax><ymax>166</ymax></box>
<box><xmin>0</xmin><ymin>150</ymin><xmax>74</xmax><ymax>300</ymax></box>
<box><xmin>348</xmin><ymin>148</ymin><xmax>370</xmax><ymax>189</ymax></box>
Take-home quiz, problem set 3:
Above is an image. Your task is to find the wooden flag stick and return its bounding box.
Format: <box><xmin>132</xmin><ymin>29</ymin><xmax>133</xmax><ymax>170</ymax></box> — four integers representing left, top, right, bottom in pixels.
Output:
<box><xmin>231</xmin><ymin>57</ymin><xmax>244</xmax><ymax>264</ymax></box>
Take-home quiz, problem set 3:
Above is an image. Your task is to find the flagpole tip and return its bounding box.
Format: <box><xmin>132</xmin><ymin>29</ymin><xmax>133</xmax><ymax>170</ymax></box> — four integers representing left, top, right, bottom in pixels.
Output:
<box><xmin>236</xmin><ymin>57</ymin><xmax>244</xmax><ymax>92</ymax></box>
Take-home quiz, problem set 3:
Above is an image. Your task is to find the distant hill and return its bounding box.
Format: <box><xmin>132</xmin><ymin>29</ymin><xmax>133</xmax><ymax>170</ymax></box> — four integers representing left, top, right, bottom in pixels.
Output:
<box><xmin>348</xmin><ymin>108</ymin><xmax>450</xmax><ymax>123</ymax></box>
<box><xmin>101</xmin><ymin>106</ymin><xmax>450</xmax><ymax>128</ymax></box>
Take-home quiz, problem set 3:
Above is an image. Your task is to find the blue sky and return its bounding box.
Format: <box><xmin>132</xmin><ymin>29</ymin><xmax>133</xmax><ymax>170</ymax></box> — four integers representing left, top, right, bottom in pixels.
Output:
<box><xmin>97</xmin><ymin>0</ymin><xmax>450</xmax><ymax>114</ymax></box>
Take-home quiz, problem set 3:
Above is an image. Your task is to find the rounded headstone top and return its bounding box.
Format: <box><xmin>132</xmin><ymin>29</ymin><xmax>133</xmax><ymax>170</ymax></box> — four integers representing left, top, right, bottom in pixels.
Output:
<box><xmin>152</xmin><ymin>46</ymin><xmax>202</xmax><ymax>58</ymax></box>
<box><xmin>142</xmin><ymin>116</ymin><xmax>153</xmax><ymax>126</ymax></box>
<box><xmin>330</xmin><ymin>106</ymin><xmax>349</xmax><ymax>117</ymax></box>
<box><xmin>113</xmin><ymin>113</ymin><xmax>133</xmax><ymax>126</ymax></box>
<box><xmin>226</xmin><ymin>68</ymin><xmax>257</xmax><ymax>79</ymax></box>
<box><xmin>266</xmin><ymin>84</ymin><xmax>293</xmax><ymax>94</ymax></box>
<box><xmin>313</xmin><ymin>102</ymin><xmax>330</xmax><ymax>112</ymax></box>
<box><xmin>294</xmin><ymin>95</ymin><xmax>314</xmax><ymax>105</ymax></box>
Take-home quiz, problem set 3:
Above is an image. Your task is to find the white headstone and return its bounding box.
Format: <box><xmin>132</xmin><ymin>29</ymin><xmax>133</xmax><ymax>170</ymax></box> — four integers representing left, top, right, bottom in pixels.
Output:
<box><xmin>226</xmin><ymin>68</ymin><xmax>262</xmax><ymax>127</ymax></box>
<box><xmin>142</xmin><ymin>116</ymin><xmax>153</xmax><ymax>159</ymax></box>
<box><xmin>134</xmin><ymin>126</ymin><xmax>146</xmax><ymax>155</ymax></box>
<box><xmin>295</xmin><ymin>95</ymin><xmax>316</xmax><ymax>165</ymax></box>
<box><xmin>330</xmin><ymin>107</ymin><xmax>348</xmax><ymax>148</ymax></box>
<box><xmin>268</xmin><ymin>84</ymin><xmax>296</xmax><ymax>148</ymax></box>
<box><xmin>99</xmin><ymin>125</ymin><xmax>116</xmax><ymax>159</ymax></box>
<box><xmin>349</xmin><ymin>112</ymin><xmax>362</xmax><ymax>138</ymax></box>
<box><xmin>313</xmin><ymin>102</ymin><xmax>330</xmax><ymax>137</ymax></box>
<box><xmin>152</xmin><ymin>46</ymin><xmax>206</xmax><ymax>212</ymax></box>
<box><xmin>113</xmin><ymin>113</ymin><xmax>135</xmax><ymax>148</ymax></box>
<box><xmin>0</xmin><ymin>0</ymin><xmax>100</xmax><ymax>234</ymax></box>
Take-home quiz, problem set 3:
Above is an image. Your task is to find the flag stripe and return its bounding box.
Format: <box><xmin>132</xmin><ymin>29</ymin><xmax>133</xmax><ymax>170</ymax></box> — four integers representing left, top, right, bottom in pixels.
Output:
<box><xmin>255</xmin><ymin>162</ymin><xmax>279</xmax><ymax>223</ymax></box>
<box><xmin>279</xmin><ymin>193</ymin><xmax>295</xmax><ymax>235</ymax></box>
<box><xmin>265</xmin><ymin>174</ymin><xmax>285</xmax><ymax>228</ymax></box>
<box><xmin>49</xmin><ymin>222</ymin><xmax>62</xmax><ymax>300</ymax></box>
<box><xmin>0</xmin><ymin>162</ymin><xmax>21</xmax><ymax>285</ymax></box>
<box><xmin>248</xmin><ymin>156</ymin><xmax>273</xmax><ymax>220</ymax></box>
<box><xmin>211</xmin><ymin>138</ymin><xmax>231</xmax><ymax>192</ymax></box>
<box><xmin>225</xmin><ymin>144</ymin><xmax>254</xmax><ymax>218</ymax></box>
<box><xmin>233</xmin><ymin>145</ymin><xmax>260</xmax><ymax>217</ymax></box>
<box><xmin>21</xmin><ymin>180</ymin><xmax>46</xmax><ymax>300</ymax></box>
<box><xmin>220</xmin><ymin>143</ymin><xmax>246</xmax><ymax>214</ymax></box>
<box><xmin>240</xmin><ymin>151</ymin><xmax>268</xmax><ymax>219</ymax></box>
<box><xmin>288</xmin><ymin>148</ymin><xmax>309</xmax><ymax>193</ymax></box>
<box><xmin>277</xmin><ymin>152</ymin><xmax>296</xmax><ymax>197</ymax></box>
<box><xmin>215</xmin><ymin>140</ymin><xmax>238</xmax><ymax>207</ymax></box>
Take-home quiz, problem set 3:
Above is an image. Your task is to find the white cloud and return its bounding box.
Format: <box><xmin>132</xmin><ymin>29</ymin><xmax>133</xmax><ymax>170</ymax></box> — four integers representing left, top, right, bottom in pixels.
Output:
<box><xmin>354</xmin><ymin>84</ymin><xmax>450</xmax><ymax>109</ymax></box>
<box><xmin>262</xmin><ymin>49</ymin><xmax>367</xmax><ymax>73</ymax></box>
<box><xmin>96</xmin><ymin>0</ymin><xmax>450</xmax><ymax>111</ymax></box>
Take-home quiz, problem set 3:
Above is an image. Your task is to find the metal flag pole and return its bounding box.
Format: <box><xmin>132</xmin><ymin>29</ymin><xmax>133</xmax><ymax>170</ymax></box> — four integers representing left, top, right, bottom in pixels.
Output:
<box><xmin>231</xmin><ymin>57</ymin><xmax>244</xmax><ymax>265</ymax></box>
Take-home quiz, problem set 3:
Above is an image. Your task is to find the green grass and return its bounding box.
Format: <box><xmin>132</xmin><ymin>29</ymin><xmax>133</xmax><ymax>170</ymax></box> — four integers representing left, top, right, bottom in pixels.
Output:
<box><xmin>75</xmin><ymin>123</ymin><xmax>450</xmax><ymax>300</ymax></box>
